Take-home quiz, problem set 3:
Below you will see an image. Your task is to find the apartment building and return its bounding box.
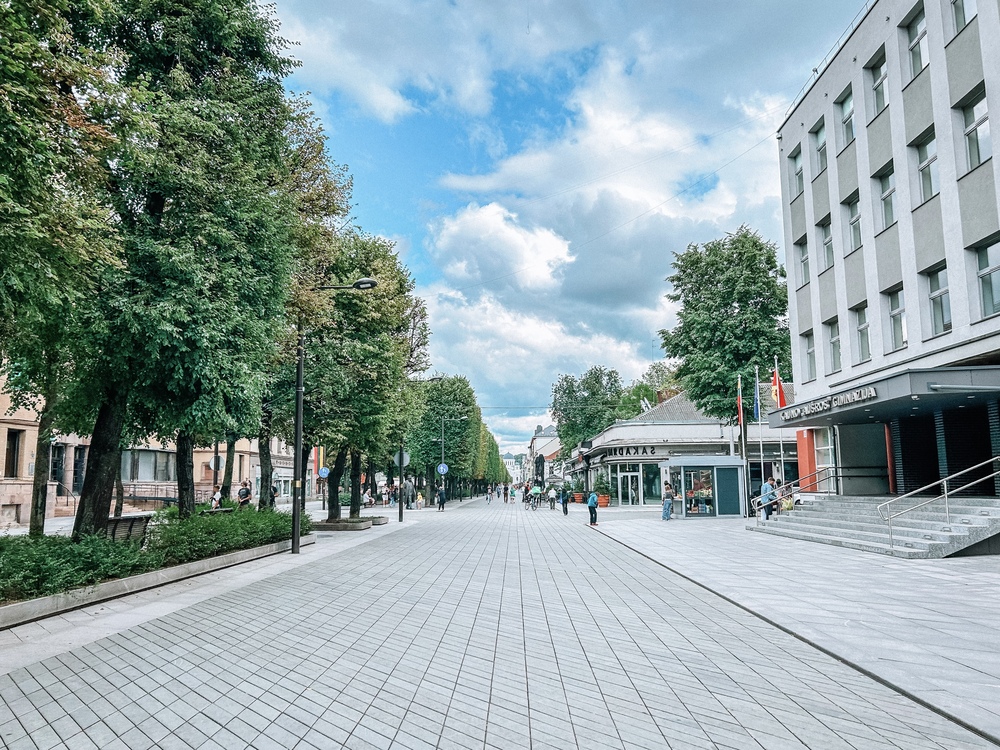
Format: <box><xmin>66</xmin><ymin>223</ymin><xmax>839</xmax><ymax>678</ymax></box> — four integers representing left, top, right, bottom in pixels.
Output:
<box><xmin>774</xmin><ymin>0</ymin><xmax>1000</xmax><ymax>495</ymax></box>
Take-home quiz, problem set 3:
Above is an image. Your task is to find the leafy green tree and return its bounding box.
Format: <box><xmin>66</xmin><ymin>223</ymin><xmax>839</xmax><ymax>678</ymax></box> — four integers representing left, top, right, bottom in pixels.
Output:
<box><xmin>67</xmin><ymin>0</ymin><xmax>298</xmax><ymax>534</ymax></box>
<box><xmin>615</xmin><ymin>362</ymin><xmax>681</xmax><ymax>420</ymax></box>
<box><xmin>550</xmin><ymin>366</ymin><xmax>624</xmax><ymax>456</ymax></box>
<box><xmin>659</xmin><ymin>225</ymin><xmax>790</xmax><ymax>423</ymax></box>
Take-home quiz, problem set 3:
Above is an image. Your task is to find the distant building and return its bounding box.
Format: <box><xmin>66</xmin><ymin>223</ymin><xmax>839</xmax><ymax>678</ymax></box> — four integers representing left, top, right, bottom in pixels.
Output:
<box><xmin>526</xmin><ymin>425</ymin><xmax>561</xmax><ymax>487</ymax></box>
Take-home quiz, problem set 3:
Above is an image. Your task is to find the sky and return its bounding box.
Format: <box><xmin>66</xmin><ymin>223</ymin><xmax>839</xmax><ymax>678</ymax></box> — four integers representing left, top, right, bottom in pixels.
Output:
<box><xmin>272</xmin><ymin>0</ymin><xmax>866</xmax><ymax>454</ymax></box>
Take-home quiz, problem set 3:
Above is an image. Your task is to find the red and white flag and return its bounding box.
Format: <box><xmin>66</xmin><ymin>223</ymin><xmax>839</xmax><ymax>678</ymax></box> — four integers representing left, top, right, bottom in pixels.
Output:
<box><xmin>737</xmin><ymin>374</ymin><xmax>744</xmax><ymax>427</ymax></box>
<box><xmin>771</xmin><ymin>357</ymin><xmax>787</xmax><ymax>408</ymax></box>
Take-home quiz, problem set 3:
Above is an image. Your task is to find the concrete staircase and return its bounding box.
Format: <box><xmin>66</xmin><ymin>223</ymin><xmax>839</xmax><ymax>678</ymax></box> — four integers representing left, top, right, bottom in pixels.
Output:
<box><xmin>748</xmin><ymin>494</ymin><xmax>1000</xmax><ymax>558</ymax></box>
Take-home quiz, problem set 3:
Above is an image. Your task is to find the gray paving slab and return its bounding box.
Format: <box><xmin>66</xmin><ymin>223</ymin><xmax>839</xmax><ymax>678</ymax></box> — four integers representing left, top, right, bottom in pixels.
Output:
<box><xmin>1</xmin><ymin>499</ymin><xmax>995</xmax><ymax>749</ymax></box>
<box><xmin>593</xmin><ymin>512</ymin><xmax>1000</xmax><ymax>743</ymax></box>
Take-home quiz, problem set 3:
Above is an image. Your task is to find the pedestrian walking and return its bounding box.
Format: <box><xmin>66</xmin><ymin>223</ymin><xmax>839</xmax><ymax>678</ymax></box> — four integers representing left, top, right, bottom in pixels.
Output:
<box><xmin>560</xmin><ymin>487</ymin><xmax>569</xmax><ymax>516</ymax></box>
<box><xmin>237</xmin><ymin>481</ymin><xmax>251</xmax><ymax>510</ymax></box>
<box><xmin>437</xmin><ymin>484</ymin><xmax>446</xmax><ymax>511</ymax></box>
<box><xmin>547</xmin><ymin>486</ymin><xmax>556</xmax><ymax>510</ymax></box>
<box><xmin>759</xmin><ymin>476</ymin><xmax>776</xmax><ymax>521</ymax></box>
<box><xmin>661</xmin><ymin>483</ymin><xmax>675</xmax><ymax>520</ymax></box>
<box><xmin>503</xmin><ymin>483</ymin><xmax>509</xmax><ymax>503</ymax></box>
<box><xmin>268</xmin><ymin>482</ymin><xmax>279</xmax><ymax>509</ymax></box>
<box><xmin>587</xmin><ymin>490</ymin><xmax>598</xmax><ymax>526</ymax></box>
<box><xmin>487</xmin><ymin>485</ymin><xmax>493</xmax><ymax>504</ymax></box>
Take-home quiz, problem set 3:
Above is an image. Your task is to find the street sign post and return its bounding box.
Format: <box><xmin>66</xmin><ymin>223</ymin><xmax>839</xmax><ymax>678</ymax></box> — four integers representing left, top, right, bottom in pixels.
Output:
<box><xmin>394</xmin><ymin>451</ymin><xmax>410</xmax><ymax>469</ymax></box>
<box><xmin>318</xmin><ymin>467</ymin><xmax>330</xmax><ymax>479</ymax></box>
<box><xmin>437</xmin><ymin>463</ymin><xmax>449</xmax><ymax>475</ymax></box>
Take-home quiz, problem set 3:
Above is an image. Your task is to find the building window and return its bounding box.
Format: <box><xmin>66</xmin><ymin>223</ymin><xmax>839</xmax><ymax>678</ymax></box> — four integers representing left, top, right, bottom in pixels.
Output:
<box><xmin>814</xmin><ymin>428</ymin><xmax>838</xmax><ymax>493</ymax></box>
<box><xmin>827</xmin><ymin>319</ymin><xmax>842</xmax><ymax>373</ymax></box>
<box><xmin>887</xmin><ymin>289</ymin><xmax>907</xmax><ymax>351</ymax></box>
<box><xmin>4</xmin><ymin>430</ymin><xmax>22</xmax><ymax>478</ymax></box>
<box><xmin>803</xmin><ymin>332</ymin><xmax>816</xmax><ymax>382</ymax></box>
<box><xmin>856</xmin><ymin>305</ymin><xmax>871</xmax><ymax>362</ymax></box>
<box><xmin>964</xmin><ymin>93</ymin><xmax>991</xmax><ymax>171</ymax></box>
<box><xmin>840</xmin><ymin>90</ymin><xmax>855</xmax><ymax>145</ymax></box>
<box><xmin>977</xmin><ymin>242</ymin><xmax>1000</xmax><ymax>317</ymax></box>
<box><xmin>952</xmin><ymin>0</ymin><xmax>977</xmax><ymax>31</ymax></box>
<box><xmin>814</xmin><ymin>122</ymin><xmax>828</xmax><ymax>173</ymax></box>
<box><xmin>819</xmin><ymin>221</ymin><xmax>834</xmax><ymax>269</ymax></box>
<box><xmin>847</xmin><ymin>198</ymin><xmax>862</xmax><ymax>251</ymax></box>
<box><xmin>916</xmin><ymin>131</ymin><xmax>939</xmax><ymax>202</ymax></box>
<box><xmin>878</xmin><ymin>167</ymin><xmax>895</xmax><ymax>229</ymax></box>
<box><xmin>796</xmin><ymin>240</ymin><xmax>810</xmax><ymax>285</ymax></box>
<box><xmin>928</xmin><ymin>267</ymin><xmax>952</xmax><ymax>335</ymax></box>
<box><xmin>907</xmin><ymin>8</ymin><xmax>929</xmax><ymax>80</ymax></box>
<box><xmin>871</xmin><ymin>54</ymin><xmax>888</xmax><ymax>115</ymax></box>
<box><xmin>790</xmin><ymin>149</ymin><xmax>804</xmax><ymax>196</ymax></box>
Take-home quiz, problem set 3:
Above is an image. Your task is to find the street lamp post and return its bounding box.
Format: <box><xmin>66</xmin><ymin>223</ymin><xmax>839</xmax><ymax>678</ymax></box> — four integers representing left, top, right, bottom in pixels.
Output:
<box><xmin>291</xmin><ymin>277</ymin><xmax>378</xmax><ymax>554</ymax></box>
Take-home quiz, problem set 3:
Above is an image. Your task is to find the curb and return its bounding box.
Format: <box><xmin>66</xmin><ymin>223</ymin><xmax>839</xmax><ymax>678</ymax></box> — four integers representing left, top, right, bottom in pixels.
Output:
<box><xmin>590</xmin><ymin>526</ymin><xmax>1000</xmax><ymax>749</ymax></box>
<box><xmin>0</xmin><ymin>534</ymin><xmax>316</xmax><ymax>631</ymax></box>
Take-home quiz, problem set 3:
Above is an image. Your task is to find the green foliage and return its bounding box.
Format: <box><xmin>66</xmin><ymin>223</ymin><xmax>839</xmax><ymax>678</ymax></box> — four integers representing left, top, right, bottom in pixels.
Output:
<box><xmin>593</xmin><ymin>472</ymin><xmax>611</xmax><ymax>495</ymax></box>
<box><xmin>659</xmin><ymin>226</ymin><xmax>790</xmax><ymax>422</ymax></box>
<box><xmin>0</xmin><ymin>535</ymin><xmax>161</xmax><ymax>602</ymax></box>
<box><xmin>0</xmin><ymin>510</ymin><xmax>309</xmax><ymax>602</ymax></box>
<box><xmin>406</xmin><ymin>376</ymin><xmax>482</xmax><ymax>480</ymax></box>
<box><xmin>550</xmin><ymin>366</ymin><xmax>624</xmax><ymax>455</ymax></box>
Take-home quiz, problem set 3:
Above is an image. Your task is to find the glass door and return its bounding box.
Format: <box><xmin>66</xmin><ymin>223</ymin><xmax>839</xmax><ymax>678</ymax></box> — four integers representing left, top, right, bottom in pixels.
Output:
<box><xmin>683</xmin><ymin>467</ymin><xmax>715</xmax><ymax>516</ymax></box>
<box><xmin>617</xmin><ymin>472</ymin><xmax>640</xmax><ymax>505</ymax></box>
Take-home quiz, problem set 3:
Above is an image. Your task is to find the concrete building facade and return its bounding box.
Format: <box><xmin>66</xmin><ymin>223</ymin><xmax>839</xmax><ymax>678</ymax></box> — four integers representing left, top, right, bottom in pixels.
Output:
<box><xmin>775</xmin><ymin>0</ymin><xmax>1000</xmax><ymax>495</ymax></box>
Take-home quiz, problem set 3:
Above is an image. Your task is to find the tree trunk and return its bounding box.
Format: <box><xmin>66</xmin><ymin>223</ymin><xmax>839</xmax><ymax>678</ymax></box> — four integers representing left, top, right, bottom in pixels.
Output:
<box><xmin>327</xmin><ymin>446</ymin><xmax>347</xmax><ymax>521</ymax></box>
<box><xmin>113</xmin><ymin>448</ymin><xmax>125</xmax><ymax>517</ymax></box>
<box><xmin>258</xmin><ymin>402</ymin><xmax>273</xmax><ymax>510</ymax></box>
<box><xmin>73</xmin><ymin>387</ymin><xmax>127</xmax><ymax>539</ymax></box>
<box><xmin>28</xmin><ymin>392</ymin><xmax>56</xmax><ymax>538</ymax></box>
<box><xmin>349</xmin><ymin>448</ymin><xmax>362</xmax><ymax>519</ymax></box>
<box><xmin>176</xmin><ymin>432</ymin><xmax>195</xmax><ymax>518</ymax></box>
<box><xmin>220</xmin><ymin>432</ymin><xmax>236</xmax><ymax>499</ymax></box>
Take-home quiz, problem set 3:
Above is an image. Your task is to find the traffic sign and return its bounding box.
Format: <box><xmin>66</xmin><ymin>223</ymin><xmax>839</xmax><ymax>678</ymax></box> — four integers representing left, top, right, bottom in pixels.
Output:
<box><xmin>318</xmin><ymin>467</ymin><xmax>330</xmax><ymax>479</ymax></box>
<box><xmin>437</xmin><ymin>463</ymin><xmax>449</xmax><ymax>475</ymax></box>
<box><xmin>208</xmin><ymin>455</ymin><xmax>223</xmax><ymax>470</ymax></box>
<box><xmin>394</xmin><ymin>450</ymin><xmax>410</xmax><ymax>468</ymax></box>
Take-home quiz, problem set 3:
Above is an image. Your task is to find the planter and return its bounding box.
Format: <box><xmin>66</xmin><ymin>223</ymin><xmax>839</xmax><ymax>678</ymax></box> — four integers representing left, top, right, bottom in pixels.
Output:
<box><xmin>312</xmin><ymin>518</ymin><xmax>373</xmax><ymax>531</ymax></box>
<box><xmin>365</xmin><ymin>516</ymin><xmax>388</xmax><ymax>526</ymax></box>
<box><xmin>597</xmin><ymin>495</ymin><xmax>610</xmax><ymax>507</ymax></box>
<box><xmin>573</xmin><ymin>493</ymin><xmax>584</xmax><ymax>503</ymax></box>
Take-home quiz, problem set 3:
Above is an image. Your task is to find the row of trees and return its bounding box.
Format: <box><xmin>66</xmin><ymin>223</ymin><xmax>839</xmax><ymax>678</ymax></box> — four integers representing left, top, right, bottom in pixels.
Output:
<box><xmin>0</xmin><ymin>0</ymin><xmax>508</xmax><ymax>536</ymax></box>
<box><xmin>550</xmin><ymin>226</ymin><xmax>790</xmax><ymax>455</ymax></box>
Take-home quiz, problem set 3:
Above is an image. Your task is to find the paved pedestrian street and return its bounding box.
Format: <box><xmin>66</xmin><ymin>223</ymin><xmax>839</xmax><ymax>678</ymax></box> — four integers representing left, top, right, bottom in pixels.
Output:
<box><xmin>1</xmin><ymin>500</ymin><xmax>995</xmax><ymax>750</ymax></box>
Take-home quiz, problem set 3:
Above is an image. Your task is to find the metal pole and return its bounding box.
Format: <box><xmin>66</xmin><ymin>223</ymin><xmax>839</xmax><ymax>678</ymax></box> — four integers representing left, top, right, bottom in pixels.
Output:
<box><xmin>212</xmin><ymin>441</ymin><xmax>219</xmax><ymax>487</ymax></box>
<box><xmin>399</xmin><ymin>438</ymin><xmax>404</xmax><ymax>523</ymax></box>
<box><xmin>292</xmin><ymin>324</ymin><xmax>304</xmax><ymax>554</ymax></box>
<box><xmin>943</xmin><ymin>479</ymin><xmax>950</xmax><ymax>523</ymax></box>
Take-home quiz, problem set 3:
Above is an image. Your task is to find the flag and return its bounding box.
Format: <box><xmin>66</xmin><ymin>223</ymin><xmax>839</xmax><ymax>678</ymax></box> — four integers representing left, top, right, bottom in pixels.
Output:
<box><xmin>737</xmin><ymin>374</ymin><xmax>744</xmax><ymax>427</ymax></box>
<box><xmin>771</xmin><ymin>356</ymin><xmax>787</xmax><ymax>408</ymax></box>
<box><xmin>753</xmin><ymin>366</ymin><xmax>761</xmax><ymax>422</ymax></box>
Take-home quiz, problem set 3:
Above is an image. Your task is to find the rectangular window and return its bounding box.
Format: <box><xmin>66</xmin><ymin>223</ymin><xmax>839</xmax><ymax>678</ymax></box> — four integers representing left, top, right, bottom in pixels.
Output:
<box><xmin>879</xmin><ymin>168</ymin><xmax>896</xmax><ymax>229</ymax></box>
<box><xmin>827</xmin><ymin>319</ymin><xmax>842</xmax><ymax>373</ymax></box>
<box><xmin>847</xmin><ymin>198</ymin><xmax>862</xmax><ymax>251</ymax></box>
<box><xmin>871</xmin><ymin>55</ymin><xmax>888</xmax><ymax>114</ymax></box>
<box><xmin>813</xmin><ymin>428</ymin><xmax>838</xmax><ymax>493</ymax></box>
<box><xmin>908</xmin><ymin>9</ymin><xmax>929</xmax><ymax>79</ymax></box>
<box><xmin>803</xmin><ymin>332</ymin><xmax>817</xmax><ymax>381</ymax></box>
<box><xmin>4</xmin><ymin>430</ymin><xmax>22</xmax><ymax>478</ymax></box>
<box><xmin>791</xmin><ymin>149</ymin><xmax>804</xmax><ymax>196</ymax></box>
<box><xmin>928</xmin><ymin>267</ymin><xmax>952</xmax><ymax>335</ymax></box>
<box><xmin>964</xmin><ymin>93</ymin><xmax>991</xmax><ymax>170</ymax></box>
<box><xmin>796</xmin><ymin>240</ymin><xmax>810</xmax><ymax>285</ymax></box>
<box><xmin>888</xmin><ymin>289</ymin><xmax>907</xmax><ymax>351</ymax></box>
<box><xmin>916</xmin><ymin>132</ymin><xmax>939</xmax><ymax>201</ymax></box>
<box><xmin>856</xmin><ymin>305</ymin><xmax>871</xmax><ymax>362</ymax></box>
<box><xmin>819</xmin><ymin>222</ymin><xmax>834</xmax><ymax>269</ymax></box>
<box><xmin>953</xmin><ymin>0</ymin><xmax>977</xmax><ymax>31</ymax></box>
<box><xmin>977</xmin><ymin>243</ymin><xmax>1000</xmax><ymax>317</ymax></box>
<box><xmin>841</xmin><ymin>90</ymin><xmax>855</xmax><ymax>144</ymax></box>
<box><xmin>814</xmin><ymin>122</ymin><xmax>828</xmax><ymax>173</ymax></box>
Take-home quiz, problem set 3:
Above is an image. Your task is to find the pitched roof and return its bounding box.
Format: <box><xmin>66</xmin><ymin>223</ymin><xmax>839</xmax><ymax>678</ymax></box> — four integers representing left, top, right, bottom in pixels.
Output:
<box><xmin>625</xmin><ymin>383</ymin><xmax>796</xmax><ymax>424</ymax></box>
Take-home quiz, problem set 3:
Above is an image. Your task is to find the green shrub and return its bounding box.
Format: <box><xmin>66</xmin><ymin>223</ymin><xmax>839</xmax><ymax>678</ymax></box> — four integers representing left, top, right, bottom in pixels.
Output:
<box><xmin>0</xmin><ymin>508</ymin><xmax>310</xmax><ymax>603</ymax></box>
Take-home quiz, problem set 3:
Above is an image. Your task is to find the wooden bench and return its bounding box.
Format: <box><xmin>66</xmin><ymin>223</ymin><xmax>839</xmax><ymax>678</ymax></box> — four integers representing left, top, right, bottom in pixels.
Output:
<box><xmin>105</xmin><ymin>513</ymin><xmax>155</xmax><ymax>544</ymax></box>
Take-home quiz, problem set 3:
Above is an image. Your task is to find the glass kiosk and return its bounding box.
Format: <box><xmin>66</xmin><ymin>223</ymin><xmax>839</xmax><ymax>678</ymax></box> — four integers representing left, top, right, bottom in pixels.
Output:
<box><xmin>658</xmin><ymin>456</ymin><xmax>746</xmax><ymax>517</ymax></box>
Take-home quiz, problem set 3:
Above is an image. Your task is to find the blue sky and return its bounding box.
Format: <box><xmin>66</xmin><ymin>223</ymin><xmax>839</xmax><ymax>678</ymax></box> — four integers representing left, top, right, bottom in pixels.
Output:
<box><xmin>273</xmin><ymin>0</ymin><xmax>865</xmax><ymax>453</ymax></box>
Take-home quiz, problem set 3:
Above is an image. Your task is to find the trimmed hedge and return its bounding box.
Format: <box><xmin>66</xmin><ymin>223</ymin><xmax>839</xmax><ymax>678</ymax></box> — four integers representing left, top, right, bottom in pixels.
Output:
<box><xmin>0</xmin><ymin>509</ymin><xmax>311</xmax><ymax>603</ymax></box>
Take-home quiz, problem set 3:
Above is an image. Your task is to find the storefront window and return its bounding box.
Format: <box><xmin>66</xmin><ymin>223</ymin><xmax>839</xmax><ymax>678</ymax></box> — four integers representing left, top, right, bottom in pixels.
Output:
<box><xmin>642</xmin><ymin>464</ymin><xmax>661</xmax><ymax>504</ymax></box>
<box><xmin>814</xmin><ymin>428</ymin><xmax>837</xmax><ymax>493</ymax></box>
<box><xmin>684</xmin><ymin>468</ymin><xmax>715</xmax><ymax>516</ymax></box>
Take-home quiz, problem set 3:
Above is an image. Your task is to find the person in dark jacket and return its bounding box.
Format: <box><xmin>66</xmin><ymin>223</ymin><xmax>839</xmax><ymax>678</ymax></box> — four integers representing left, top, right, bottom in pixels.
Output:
<box><xmin>437</xmin><ymin>484</ymin><xmax>446</xmax><ymax>511</ymax></box>
<box><xmin>587</xmin><ymin>490</ymin><xmax>598</xmax><ymax>526</ymax></box>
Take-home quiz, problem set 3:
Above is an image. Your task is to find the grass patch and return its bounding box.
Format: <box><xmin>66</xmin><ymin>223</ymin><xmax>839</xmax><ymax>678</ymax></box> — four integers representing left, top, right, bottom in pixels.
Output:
<box><xmin>0</xmin><ymin>509</ymin><xmax>311</xmax><ymax>603</ymax></box>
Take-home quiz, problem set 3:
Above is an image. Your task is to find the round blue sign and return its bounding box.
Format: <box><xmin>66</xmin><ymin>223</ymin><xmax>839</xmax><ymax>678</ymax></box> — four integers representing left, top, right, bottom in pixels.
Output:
<box><xmin>318</xmin><ymin>467</ymin><xmax>330</xmax><ymax>479</ymax></box>
<box><xmin>437</xmin><ymin>463</ymin><xmax>449</xmax><ymax>475</ymax></box>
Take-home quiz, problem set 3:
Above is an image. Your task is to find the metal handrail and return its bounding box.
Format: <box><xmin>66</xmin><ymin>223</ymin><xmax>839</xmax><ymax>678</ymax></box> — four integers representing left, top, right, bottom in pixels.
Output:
<box><xmin>877</xmin><ymin>455</ymin><xmax>1000</xmax><ymax>550</ymax></box>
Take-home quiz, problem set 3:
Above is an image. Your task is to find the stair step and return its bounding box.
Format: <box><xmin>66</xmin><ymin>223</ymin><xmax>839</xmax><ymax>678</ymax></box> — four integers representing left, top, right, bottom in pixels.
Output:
<box><xmin>748</xmin><ymin>524</ymin><xmax>928</xmax><ymax>558</ymax></box>
<box><xmin>762</xmin><ymin>519</ymin><xmax>936</xmax><ymax>548</ymax></box>
<box><xmin>768</xmin><ymin>515</ymin><xmax>972</xmax><ymax>542</ymax></box>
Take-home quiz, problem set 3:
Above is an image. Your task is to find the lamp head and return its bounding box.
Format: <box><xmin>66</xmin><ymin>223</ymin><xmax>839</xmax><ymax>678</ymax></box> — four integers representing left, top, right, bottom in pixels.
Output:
<box><xmin>352</xmin><ymin>277</ymin><xmax>378</xmax><ymax>290</ymax></box>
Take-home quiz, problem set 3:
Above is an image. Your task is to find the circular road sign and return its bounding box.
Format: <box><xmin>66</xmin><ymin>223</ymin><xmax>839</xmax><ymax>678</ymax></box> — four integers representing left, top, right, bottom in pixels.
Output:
<box><xmin>437</xmin><ymin>463</ymin><xmax>449</xmax><ymax>475</ymax></box>
<box><xmin>318</xmin><ymin>467</ymin><xmax>330</xmax><ymax>479</ymax></box>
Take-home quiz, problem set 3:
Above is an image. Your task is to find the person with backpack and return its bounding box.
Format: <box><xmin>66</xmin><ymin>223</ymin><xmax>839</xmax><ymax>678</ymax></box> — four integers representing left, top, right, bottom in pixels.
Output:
<box><xmin>587</xmin><ymin>489</ymin><xmax>598</xmax><ymax>526</ymax></box>
<box><xmin>560</xmin><ymin>487</ymin><xmax>569</xmax><ymax>516</ymax></box>
<box><xmin>237</xmin><ymin>481</ymin><xmax>252</xmax><ymax>510</ymax></box>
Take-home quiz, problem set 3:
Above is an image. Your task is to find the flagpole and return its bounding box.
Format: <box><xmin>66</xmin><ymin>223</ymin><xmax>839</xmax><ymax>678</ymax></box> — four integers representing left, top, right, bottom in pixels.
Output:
<box><xmin>738</xmin><ymin>374</ymin><xmax>749</xmax><ymax>516</ymax></box>
<box><xmin>755</xmin><ymin>366</ymin><xmax>764</xmax><ymax>495</ymax></box>
<box><xmin>775</xmin><ymin>355</ymin><xmax>785</xmax><ymax>486</ymax></box>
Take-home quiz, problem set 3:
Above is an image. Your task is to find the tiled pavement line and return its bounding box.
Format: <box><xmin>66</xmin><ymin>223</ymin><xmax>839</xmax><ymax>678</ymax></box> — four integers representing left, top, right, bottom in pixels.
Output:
<box><xmin>591</xmin><ymin>521</ymin><xmax>1000</xmax><ymax>749</ymax></box>
<box><xmin>0</xmin><ymin>501</ymin><xmax>996</xmax><ymax>749</ymax></box>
